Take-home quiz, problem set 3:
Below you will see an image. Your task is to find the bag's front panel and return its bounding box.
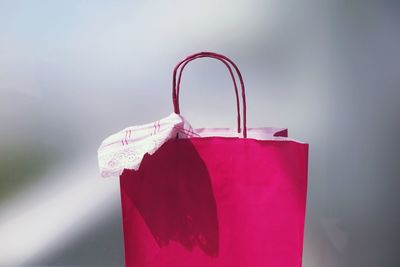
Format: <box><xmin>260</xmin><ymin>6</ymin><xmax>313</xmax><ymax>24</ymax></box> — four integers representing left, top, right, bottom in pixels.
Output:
<box><xmin>120</xmin><ymin>137</ymin><xmax>308</xmax><ymax>267</ymax></box>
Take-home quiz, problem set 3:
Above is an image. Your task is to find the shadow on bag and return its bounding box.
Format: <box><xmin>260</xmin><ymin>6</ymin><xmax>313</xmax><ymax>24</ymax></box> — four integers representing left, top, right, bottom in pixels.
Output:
<box><xmin>120</xmin><ymin>140</ymin><xmax>219</xmax><ymax>261</ymax></box>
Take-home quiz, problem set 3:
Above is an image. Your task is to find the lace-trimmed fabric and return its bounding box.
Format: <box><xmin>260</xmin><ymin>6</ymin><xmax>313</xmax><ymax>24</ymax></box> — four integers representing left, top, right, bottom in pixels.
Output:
<box><xmin>98</xmin><ymin>113</ymin><xmax>289</xmax><ymax>178</ymax></box>
<box><xmin>97</xmin><ymin>113</ymin><xmax>195</xmax><ymax>177</ymax></box>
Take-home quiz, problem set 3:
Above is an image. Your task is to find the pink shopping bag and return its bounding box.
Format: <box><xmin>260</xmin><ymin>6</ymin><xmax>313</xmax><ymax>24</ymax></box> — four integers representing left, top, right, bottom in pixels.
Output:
<box><xmin>119</xmin><ymin>52</ymin><xmax>308</xmax><ymax>266</ymax></box>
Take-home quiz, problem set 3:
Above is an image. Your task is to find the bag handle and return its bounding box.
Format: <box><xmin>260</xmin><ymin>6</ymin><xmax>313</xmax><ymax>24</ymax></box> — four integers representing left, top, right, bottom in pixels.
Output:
<box><xmin>175</xmin><ymin>54</ymin><xmax>241</xmax><ymax>133</ymax></box>
<box><xmin>172</xmin><ymin>52</ymin><xmax>247</xmax><ymax>138</ymax></box>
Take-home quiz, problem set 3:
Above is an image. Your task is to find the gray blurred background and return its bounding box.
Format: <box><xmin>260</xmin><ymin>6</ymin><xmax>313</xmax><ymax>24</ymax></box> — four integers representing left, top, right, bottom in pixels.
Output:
<box><xmin>0</xmin><ymin>0</ymin><xmax>399</xmax><ymax>266</ymax></box>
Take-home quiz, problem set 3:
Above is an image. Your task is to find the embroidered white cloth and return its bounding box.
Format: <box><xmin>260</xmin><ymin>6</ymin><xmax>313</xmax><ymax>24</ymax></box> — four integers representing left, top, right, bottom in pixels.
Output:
<box><xmin>98</xmin><ymin>113</ymin><xmax>290</xmax><ymax>178</ymax></box>
<box><xmin>97</xmin><ymin>113</ymin><xmax>196</xmax><ymax>177</ymax></box>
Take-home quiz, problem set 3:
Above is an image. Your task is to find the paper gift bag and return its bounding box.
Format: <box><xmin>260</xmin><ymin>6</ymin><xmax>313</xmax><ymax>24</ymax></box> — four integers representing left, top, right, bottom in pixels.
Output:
<box><xmin>119</xmin><ymin>52</ymin><xmax>308</xmax><ymax>266</ymax></box>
